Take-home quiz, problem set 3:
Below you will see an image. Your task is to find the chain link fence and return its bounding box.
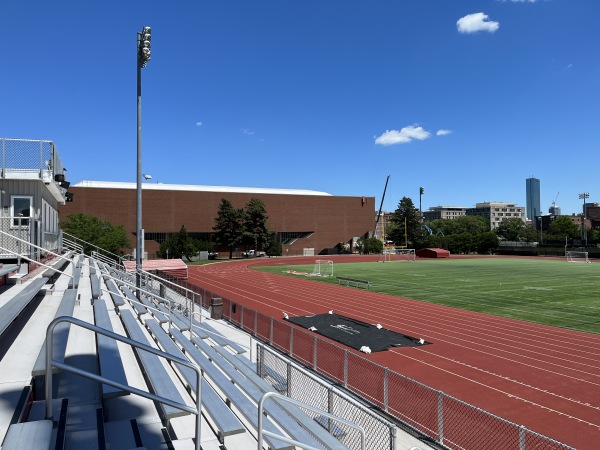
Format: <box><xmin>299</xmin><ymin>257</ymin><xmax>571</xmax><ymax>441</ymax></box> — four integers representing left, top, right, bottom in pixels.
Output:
<box><xmin>1</xmin><ymin>138</ymin><xmax>65</xmax><ymax>180</ymax></box>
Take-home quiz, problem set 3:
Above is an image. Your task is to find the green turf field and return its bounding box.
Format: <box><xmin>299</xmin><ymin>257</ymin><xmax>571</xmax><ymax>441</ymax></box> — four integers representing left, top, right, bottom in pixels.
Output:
<box><xmin>256</xmin><ymin>258</ymin><xmax>600</xmax><ymax>334</ymax></box>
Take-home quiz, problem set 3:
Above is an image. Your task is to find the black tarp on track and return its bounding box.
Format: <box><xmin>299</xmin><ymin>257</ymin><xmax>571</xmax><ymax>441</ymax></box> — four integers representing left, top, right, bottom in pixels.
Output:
<box><xmin>285</xmin><ymin>313</ymin><xmax>429</xmax><ymax>352</ymax></box>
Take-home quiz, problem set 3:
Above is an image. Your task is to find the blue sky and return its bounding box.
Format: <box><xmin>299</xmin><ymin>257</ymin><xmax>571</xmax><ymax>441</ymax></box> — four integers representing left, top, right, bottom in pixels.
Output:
<box><xmin>1</xmin><ymin>0</ymin><xmax>598</xmax><ymax>216</ymax></box>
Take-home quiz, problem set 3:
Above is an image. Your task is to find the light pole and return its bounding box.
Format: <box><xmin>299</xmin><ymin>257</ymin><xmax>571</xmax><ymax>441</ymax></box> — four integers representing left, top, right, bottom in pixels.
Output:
<box><xmin>578</xmin><ymin>192</ymin><xmax>589</xmax><ymax>247</ymax></box>
<box><xmin>137</xmin><ymin>26</ymin><xmax>151</xmax><ymax>297</ymax></box>
<box><xmin>419</xmin><ymin>187</ymin><xmax>424</xmax><ymax>224</ymax></box>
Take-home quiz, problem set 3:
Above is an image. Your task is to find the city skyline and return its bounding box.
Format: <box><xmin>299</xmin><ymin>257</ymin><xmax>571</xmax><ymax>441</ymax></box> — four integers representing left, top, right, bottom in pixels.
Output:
<box><xmin>1</xmin><ymin>1</ymin><xmax>598</xmax><ymax>215</ymax></box>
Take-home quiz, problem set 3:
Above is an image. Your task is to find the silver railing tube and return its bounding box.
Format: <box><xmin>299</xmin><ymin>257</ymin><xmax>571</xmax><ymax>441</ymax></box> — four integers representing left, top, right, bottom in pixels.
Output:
<box><xmin>257</xmin><ymin>391</ymin><xmax>365</xmax><ymax>450</ymax></box>
<box><xmin>44</xmin><ymin>316</ymin><xmax>203</xmax><ymax>450</ymax></box>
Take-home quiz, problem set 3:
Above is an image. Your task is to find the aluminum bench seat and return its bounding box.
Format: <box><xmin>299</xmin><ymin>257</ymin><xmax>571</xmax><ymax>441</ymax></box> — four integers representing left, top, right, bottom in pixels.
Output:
<box><xmin>0</xmin><ymin>264</ymin><xmax>19</xmax><ymax>277</ymax></box>
<box><xmin>144</xmin><ymin>319</ymin><xmax>245</xmax><ymax>440</ymax></box>
<box><xmin>93</xmin><ymin>299</ymin><xmax>129</xmax><ymax>399</ymax></box>
<box><xmin>169</xmin><ymin>327</ymin><xmax>297</xmax><ymax>450</ymax></box>
<box><xmin>196</xmin><ymin>337</ymin><xmax>350</xmax><ymax>450</ymax></box>
<box><xmin>121</xmin><ymin>286</ymin><xmax>148</xmax><ymax>316</ymax></box>
<box><xmin>90</xmin><ymin>273</ymin><xmax>101</xmax><ymax>300</ymax></box>
<box><xmin>0</xmin><ymin>277</ymin><xmax>48</xmax><ymax>336</ymax></box>
<box><xmin>31</xmin><ymin>288</ymin><xmax>78</xmax><ymax>377</ymax></box>
<box><xmin>104</xmin><ymin>278</ymin><xmax>125</xmax><ymax>308</ymax></box>
<box><xmin>119</xmin><ymin>309</ymin><xmax>189</xmax><ymax>420</ymax></box>
<box><xmin>2</xmin><ymin>419</ymin><xmax>53</xmax><ymax>450</ymax></box>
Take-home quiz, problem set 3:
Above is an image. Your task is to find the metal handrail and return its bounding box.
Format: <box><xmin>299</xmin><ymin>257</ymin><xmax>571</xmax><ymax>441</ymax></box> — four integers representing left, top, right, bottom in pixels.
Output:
<box><xmin>44</xmin><ymin>316</ymin><xmax>203</xmax><ymax>450</ymax></box>
<box><xmin>257</xmin><ymin>391</ymin><xmax>365</xmax><ymax>450</ymax></box>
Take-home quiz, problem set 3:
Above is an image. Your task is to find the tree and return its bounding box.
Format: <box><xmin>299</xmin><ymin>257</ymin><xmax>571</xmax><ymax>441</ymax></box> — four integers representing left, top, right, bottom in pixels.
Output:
<box><xmin>546</xmin><ymin>216</ymin><xmax>580</xmax><ymax>240</ymax></box>
<box><xmin>388</xmin><ymin>197</ymin><xmax>421</xmax><ymax>247</ymax></box>
<box><xmin>213</xmin><ymin>199</ymin><xmax>245</xmax><ymax>259</ymax></box>
<box><xmin>61</xmin><ymin>213</ymin><xmax>131</xmax><ymax>255</ymax></box>
<box><xmin>495</xmin><ymin>218</ymin><xmax>526</xmax><ymax>241</ymax></box>
<box><xmin>243</xmin><ymin>197</ymin><xmax>270</xmax><ymax>252</ymax></box>
<box><xmin>356</xmin><ymin>237</ymin><xmax>383</xmax><ymax>255</ymax></box>
<box><xmin>157</xmin><ymin>225</ymin><xmax>199</xmax><ymax>261</ymax></box>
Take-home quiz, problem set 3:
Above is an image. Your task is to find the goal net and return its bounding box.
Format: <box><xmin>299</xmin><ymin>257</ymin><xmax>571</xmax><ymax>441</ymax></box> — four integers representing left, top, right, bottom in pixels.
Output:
<box><xmin>379</xmin><ymin>248</ymin><xmax>416</xmax><ymax>262</ymax></box>
<box><xmin>311</xmin><ymin>259</ymin><xmax>334</xmax><ymax>277</ymax></box>
<box><xmin>566</xmin><ymin>251</ymin><xmax>591</xmax><ymax>263</ymax></box>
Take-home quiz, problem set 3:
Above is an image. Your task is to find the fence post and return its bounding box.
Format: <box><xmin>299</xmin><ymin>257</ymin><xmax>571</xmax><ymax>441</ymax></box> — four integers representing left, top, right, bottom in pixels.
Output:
<box><xmin>313</xmin><ymin>335</ymin><xmax>318</xmax><ymax>371</ymax></box>
<box><xmin>519</xmin><ymin>425</ymin><xmax>526</xmax><ymax>450</ymax></box>
<box><xmin>269</xmin><ymin>318</ymin><xmax>274</xmax><ymax>346</ymax></box>
<box><xmin>383</xmin><ymin>368</ymin><xmax>389</xmax><ymax>413</ymax></box>
<box><xmin>344</xmin><ymin>349</ymin><xmax>348</xmax><ymax>389</ymax></box>
<box><xmin>290</xmin><ymin>326</ymin><xmax>294</xmax><ymax>358</ymax></box>
<box><xmin>286</xmin><ymin>361</ymin><xmax>292</xmax><ymax>397</ymax></box>
<box><xmin>437</xmin><ymin>390</ymin><xmax>444</xmax><ymax>445</ymax></box>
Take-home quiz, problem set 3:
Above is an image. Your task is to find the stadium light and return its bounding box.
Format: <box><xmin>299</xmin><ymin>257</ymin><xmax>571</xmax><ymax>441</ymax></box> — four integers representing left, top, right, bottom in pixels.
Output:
<box><xmin>136</xmin><ymin>25</ymin><xmax>152</xmax><ymax>298</ymax></box>
<box><xmin>578</xmin><ymin>192</ymin><xmax>589</xmax><ymax>246</ymax></box>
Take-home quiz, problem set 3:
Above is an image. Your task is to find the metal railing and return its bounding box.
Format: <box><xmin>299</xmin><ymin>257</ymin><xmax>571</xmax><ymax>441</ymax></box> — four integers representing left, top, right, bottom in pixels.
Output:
<box><xmin>172</xmin><ymin>280</ymin><xmax>575</xmax><ymax>450</ymax></box>
<box><xmin>45</xmin><ymin>316</ymin><xmax>203</xmax><ymax>450</ymax></box>
<box><xmin>0</xmin><ymin>138</ymin><xmax>64</xmax><ymax>180</ymax></box>
<box><xmin>257</xmin><ymin>391</ymin><xmax>366</xmax><ymax>450</ymax></box>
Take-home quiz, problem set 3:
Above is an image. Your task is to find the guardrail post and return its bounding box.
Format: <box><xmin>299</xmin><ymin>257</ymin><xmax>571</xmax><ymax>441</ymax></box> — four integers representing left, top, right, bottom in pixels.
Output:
<box><xmin>313</xmin><ymin>335</ymin><xmax>318</xmax><ymax>371</ymax></box>
<box><xmin>437</xmin><ymin>390</ymin><xmax>444</xmax><ymax>445</ymax></box>
<box><xmin>344</xmin><ymin>349</ymin><xmax>348</xmax><ymax>388</ymax></box>
<box><xmin>383</xmin><ymin>368</ymin><xmax>389</xmax><ymax>412</ymax></box>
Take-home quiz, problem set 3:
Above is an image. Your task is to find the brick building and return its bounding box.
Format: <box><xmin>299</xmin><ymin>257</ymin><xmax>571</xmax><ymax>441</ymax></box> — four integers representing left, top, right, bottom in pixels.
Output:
<box><xmin>62</xmin><ymin>181</ymin><xmax>375</xmax><ymax>258</ymax></box>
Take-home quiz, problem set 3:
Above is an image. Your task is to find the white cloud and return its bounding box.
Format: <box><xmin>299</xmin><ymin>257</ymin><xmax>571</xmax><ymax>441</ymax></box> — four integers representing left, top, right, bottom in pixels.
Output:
<box><xmin>457</xmin><ymin>12</ymin><xmax>500</xmax><ymax>34</ymax></box>
<box><xmin>374</xmin><ymin>125</ymin><xmax>431</xmax><ymax>146</ymax></box>
<box><xmin>503</xmin><ymin>0</ymin><xmax>539</xmax><ymax>3</ymax></box>
<box><xmin>240</xmin><ymin>128</ymin><xmax>255</xmax><ymax>135</ymax></box>
<box><xmin>195</xmin><ymin>121</ymin><xmax>203</xmax><ymax>127</ymax></box>
<box><xmin>436</xmin><ymin>129</ymin><xmax>452</xmax><ymax>136</ymax></box>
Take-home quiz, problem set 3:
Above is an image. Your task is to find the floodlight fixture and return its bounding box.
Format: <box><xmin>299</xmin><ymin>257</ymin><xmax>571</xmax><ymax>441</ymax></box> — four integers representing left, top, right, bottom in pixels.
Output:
<box><xmin>143</xmin><ymin>173</ymin><xmax>152</xmax><ymax>180</ymax></box>
<box><xmin>138</xmin><ymin>26</ymin><xmax>152</xmax><ymax>68</ymax></box>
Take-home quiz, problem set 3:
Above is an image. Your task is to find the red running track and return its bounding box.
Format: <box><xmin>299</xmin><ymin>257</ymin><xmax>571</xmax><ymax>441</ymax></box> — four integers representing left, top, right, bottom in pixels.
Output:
<box><xmin>188</xmin><ymin>256</ymin><xmax>600</xmax><ymax>449</ymax></box>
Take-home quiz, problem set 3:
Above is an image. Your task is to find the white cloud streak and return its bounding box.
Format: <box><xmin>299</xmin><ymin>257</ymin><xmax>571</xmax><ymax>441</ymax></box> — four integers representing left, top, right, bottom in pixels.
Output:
<box><xmin>374</xmin><ymin>125</ymin><xmax>431</xmax><ymax>146</ymax></box>
<box><xmin>457</xmin><ymin>12</ymin><xmax>499</xmax><ymax>34</ymax></box>
<box><xmin>436</xmin><ymin>129</ymin><xmax>452</xmax><ymax>136</ymax></box>
<box><xmin>195</xmin><ymin>121</ymin><xmax>203</xmax><ymax>127</ymax></box>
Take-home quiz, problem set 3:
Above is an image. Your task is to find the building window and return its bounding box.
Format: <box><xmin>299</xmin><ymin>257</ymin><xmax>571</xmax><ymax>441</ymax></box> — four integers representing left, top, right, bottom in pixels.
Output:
<box><xmin>11</xmin><ymin>196</ymin><xmax>32</xmax><ymax>227</ymax></box>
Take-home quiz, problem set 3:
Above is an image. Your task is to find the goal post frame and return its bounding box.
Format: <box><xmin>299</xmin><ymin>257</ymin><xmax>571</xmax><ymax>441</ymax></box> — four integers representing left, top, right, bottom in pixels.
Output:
<box><xmin>311</xmin><ymin>259</ymin><xmax>334</xmax><ymax>276</ymax></box>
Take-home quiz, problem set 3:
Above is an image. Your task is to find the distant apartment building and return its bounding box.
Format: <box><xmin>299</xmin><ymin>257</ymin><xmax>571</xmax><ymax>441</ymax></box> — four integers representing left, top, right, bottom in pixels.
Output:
<box><xmin>526</xmin><ymin>177</ymin><xmax>541</xmax><ymax>225</ymax></box>
<box><xmin>423</xmin><ymin>206</ymin><xmax>467</xmax><ymax>221</ymax></box>
<box><xmin>466</xmin><ymin>202</ymin><xmax>526</xmax><ymax>230</ymax></box>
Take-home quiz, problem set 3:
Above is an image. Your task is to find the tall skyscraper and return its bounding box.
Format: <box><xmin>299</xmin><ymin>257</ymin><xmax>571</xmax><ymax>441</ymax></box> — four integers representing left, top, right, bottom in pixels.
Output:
<box><xmin>526</xmin><ymin>177</ymin><xmax>541</xmax><ymax>225</ymax></box>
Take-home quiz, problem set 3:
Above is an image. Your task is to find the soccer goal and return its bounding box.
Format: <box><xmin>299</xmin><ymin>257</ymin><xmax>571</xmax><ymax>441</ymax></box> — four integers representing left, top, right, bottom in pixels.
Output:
<box><xmin>379</xmin><ymin>248</ymin><xmax>416</xmax><ymax>262</ymax></box>
<box><xmin>311</xmin><ymin>259</ymin><xmax>334</xmax><ymax>277</ymax></box>
<box><xmin>566</xmin><ymin>251</ymin><xmax>591</xmax><ymax>263</ymax></box>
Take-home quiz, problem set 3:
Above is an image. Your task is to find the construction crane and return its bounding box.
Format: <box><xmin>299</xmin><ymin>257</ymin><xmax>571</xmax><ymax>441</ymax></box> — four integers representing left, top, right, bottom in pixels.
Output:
<box><xmin>552</xmin><ymin>192</ymin><xmax>559</xmax><ymax>207</ymax></box>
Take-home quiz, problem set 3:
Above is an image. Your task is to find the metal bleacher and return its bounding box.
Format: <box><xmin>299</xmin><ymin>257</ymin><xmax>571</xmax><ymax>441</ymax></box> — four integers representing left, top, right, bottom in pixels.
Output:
<box><xmin>0</xmin><ymin>236</ymin><xmax>430</xmax><ymax>450</ymax></box>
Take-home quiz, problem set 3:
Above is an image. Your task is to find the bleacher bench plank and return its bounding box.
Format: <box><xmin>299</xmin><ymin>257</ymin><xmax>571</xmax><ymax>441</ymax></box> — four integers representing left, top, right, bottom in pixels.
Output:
<box><xmin>119</xmin><ymin>309</ymin><xmax>189</xmax><ymax>420</ymax></box>
<box><xmin>104</xmin><ymin>278</ymin><xmax>125</xmax><ymax>308</ymax></box>
<box><xmin>0</xmin><ymin>264</ymin><xmax>19</xmax><ymax>277</ymax></box>
<box><xmin>93</xmin><ymin>299</ymin><xmax>129</xmax><ymax>399</ymax></box>
<box><xmin>121</xmin><ymin>286</ymin><xmax>148</xmax><ymax>316</ymax></box>
<box><xmin>168</xmin><ymin>327</ymin><xmax>294</xmax><ymax>450</ymax></box>
<box><xmin>32</xmin><ymin>288</ymin><xmax>78</xmax><ymax>377</ymax></box>
<box><xmin>211</xmin><ymin>340</ymin><xmax>347</xmax><ymax>450</ymax></box>
<box><xmin>144</xmin><ymin>319</ymin><xmax>245</xmax><ymax>439</ymax></box>
<box><xmin>0</xmin><ymin>277</ymin><xmax>48</xmax><ymax>336</ymax></box>
<box><xmin>42</xmin><ymin>251</ymin><xmax>73</xmax><ymax>278</ymax></box>
<box><xmin>90</xmin><ymin>273</ymin><xmax>101</xmax><ymax>300</ymax></box>
<box><xmin>2</xmin><ymin>420</ymin><xmax>53</xmax><ymax>450</ymax></box>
